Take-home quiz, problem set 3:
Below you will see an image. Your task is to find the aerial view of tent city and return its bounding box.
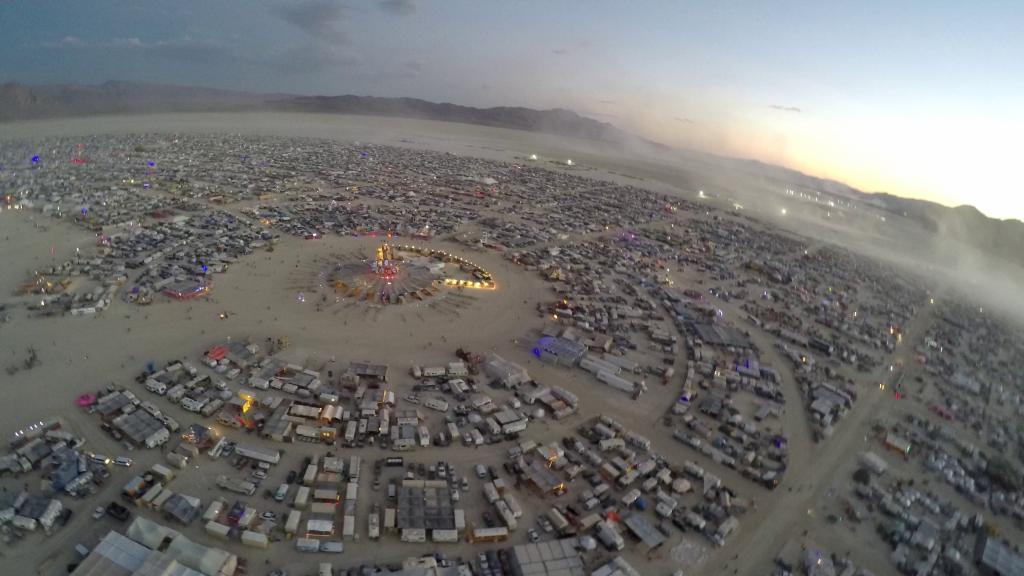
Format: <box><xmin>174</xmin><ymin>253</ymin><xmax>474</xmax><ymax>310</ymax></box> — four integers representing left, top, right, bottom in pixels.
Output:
<box><xmin>1</xmin><ymin>2</ymin><xmax>1022</xmax><ymax>576</ymax></box>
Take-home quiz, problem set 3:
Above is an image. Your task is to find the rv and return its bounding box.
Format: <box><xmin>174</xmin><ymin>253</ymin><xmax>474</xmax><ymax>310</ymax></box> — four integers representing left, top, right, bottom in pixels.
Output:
<box><xmin>145</xmin><ymin>380</ymin><xmax>167</xmax><ymax>395</ymax></box>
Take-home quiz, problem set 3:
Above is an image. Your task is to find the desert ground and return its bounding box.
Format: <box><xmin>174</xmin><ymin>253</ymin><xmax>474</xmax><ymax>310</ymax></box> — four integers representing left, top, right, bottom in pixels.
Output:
<box><xmin>0</xmin><ymin>113</ymin><xmax>1017</xmax><ymax>576</ymax></box>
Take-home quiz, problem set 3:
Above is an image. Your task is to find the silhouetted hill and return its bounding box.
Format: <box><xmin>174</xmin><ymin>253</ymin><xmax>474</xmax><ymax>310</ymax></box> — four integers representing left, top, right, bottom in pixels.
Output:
<box><xmin>268</xmin><ymin>94</ymin><xmax>635</xmax><ymax>144</ymax></box>
<box><xmin>0</xmin><ymin>81</ymin><xmax>273</xmax><ymax>119</ymax></box>
<box><xmin>0</xmin><ymin>81</ymin><xmax>656</xmax><ymax>147</ymax></box>
<box><xmin>865</xmin><ymin>193</ymin><xmax>1024</xmax><ymax>263</ymax></box>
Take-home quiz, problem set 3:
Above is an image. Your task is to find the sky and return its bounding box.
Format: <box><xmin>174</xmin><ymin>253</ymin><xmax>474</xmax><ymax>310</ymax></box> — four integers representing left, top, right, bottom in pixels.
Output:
<box><xmin>2</xmin><ymin>0</ymin><xmax>1022</xmax><ymax>219</ymax></box>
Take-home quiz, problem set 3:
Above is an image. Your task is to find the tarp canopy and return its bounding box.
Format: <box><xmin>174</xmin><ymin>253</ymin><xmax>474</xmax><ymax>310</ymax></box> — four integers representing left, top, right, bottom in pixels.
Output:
<box><xmin>76</xmin><ymin>394</ymin><xmax>97</xmax><ymax>407</ymax></box>
<box><xmin>127</xmin><ymin>516</ymin><xmax>178</xmax><ymax>550</ymax></box>
<box><xmin>165</xmin><ymin>533</ymin><xmax>234</xmax><ymax>576</ymax></box>
<box><xmin>206</xmin><ymin>346</ymin><xmax>228</xmax><ymax>361</ymax></box>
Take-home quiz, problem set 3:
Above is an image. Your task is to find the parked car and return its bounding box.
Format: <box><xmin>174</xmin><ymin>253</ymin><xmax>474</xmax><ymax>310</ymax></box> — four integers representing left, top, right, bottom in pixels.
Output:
<box><xmin>106</xmin><ymin>502</ymin><xmax>131</xmax><ymax>521</ymax></box>
<box><xmin>90</xmin><ymin>454</ymin><xmax>112</xmax><ymax>466</ymax></box>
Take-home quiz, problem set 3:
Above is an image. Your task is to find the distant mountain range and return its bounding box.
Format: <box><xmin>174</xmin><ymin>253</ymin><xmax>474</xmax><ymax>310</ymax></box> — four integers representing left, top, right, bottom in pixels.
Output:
<box><xmin>1</xmin><ymin>80</ymin><xmax>1020</xmax><ymax>266</ymax></box>
<box><xmin>0</xmin><ymin>81</ymin><xmax>274</xmax><ymax>119</ymax></box>
<box><xmin>862</xmin><ymin>194</ymin><xmax>1024</xmax><ymax>263</ymax></box>
<box><xmin>0</xmin><ymin>80</ymin><xmax>646</xmax><ymax>145</ymax></box>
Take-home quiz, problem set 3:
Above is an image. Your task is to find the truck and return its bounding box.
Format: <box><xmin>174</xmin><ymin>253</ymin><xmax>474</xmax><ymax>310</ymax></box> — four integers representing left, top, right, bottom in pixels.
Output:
<box><xmin>234</xmin><ymin>445</ymin><xmax>280</xmax><ymax>465</ymax></box>
<box><xmin>401</xmin><ymin>528</ymin><xmax>427</xmax><ymax>542</ymax></box>
<box><xmin>470</xmin><ymin>428</ymin><xmax>484</xmax><ymax>446</ymax></box>
<box><xmin>596</xmin><ymin>520</ymin><xmax>624</xmax><ymax>551</ymax></box>
<box><xmin>216</xmin><ymin>475</ymin><xmax>256</xmax><ymax>497</ymax></box>
<box><xmin>205</xmin><ymin>521</ymin><xmax>231</xmax><ymax>540</ymax></box>
<box><xmin>616</xmin><ymin>469</ymin><xmax>640</xmax><ymax>488</ymax></box>
<box><xmin>285</xmin><ymin>510</ymin><xmax>301</xmax><ymax>536</ymax></box>
<box><xmin>471</xmin><ymin>527</ymin><xmax>509</xmax><ymax>542</ymax></box>
<box><xmin>200</xmin><ymin>399</ymin><xmax>223</xmax><ymax>417</ymax></box>
<box><xmin>483</xmin><ymin>482</ymin><xmax>500</xmax><ymax>504</ymax></box>
<box><xmin>858</xmin><ymin>451</ymin><xmax>888</xmax><ymax>475</ymax></box>
<box><xmin>432</xmin><ymin>529</ymin><xmax>459</xmax><ymax>543</ymax></box>
<box><xmin>548</xmin><ymin>508</ymin><xmax>569</xmax><ymax>533</ymax></box>
<box><xmin>495</xmin><ymin>500</ymin><xmax>518</xmax><ymax>530</ymax></box>
<box><xmin>503</xmin><ymin>494</ymin><xmax>523</xmax><ymax>519</ymax></box>
<box><xmin>683</xmin><ymin>461</ymin><xmax>705</xmax><ymax>478</ymax></box>
<box><xmin>423</xmin><ymin>398</ymin><xmax>449</xmax><ymax>412</ymax></box>
<box><xmin>241</xmin><ymin>530</ymin><xmax>269</xmax><ymax>549</ymax></box>
<box><xmin>621</xmin><ymin>488</ymin><xmax>641</xmax><ymax>507</ymax></box>
<box><xmin>140</xmin><ymin>401</ymin><xmax>162</xmax><ymax>419</ymax></box>
<box><xmin>202</xmin><ymin>500</ymin><xmax>225</xmax><ymax>522</ymax></box>
<box><xmin>342</xmin><ymin>515</ymin><xmax>355</xmax><ymax>539</ymax></box>
<box><xmin>368</xmin><ymin>505</ymin><xmax>380</xmax><ymax>540</ymax></box>
<box><xmin>343</xmin><ymin>421</ymin><xmax>357</xmax><ymax>445</ymax></box>
<box><xmin>303</xmin><ymin>464</ymin><xmax>318</xmax><ymax>486</ymax></box>
<box><xmin>320</xmin><ymin>541</ymin><xmax>344</xmax><ymax>553</ymax></box>
<box><xmin>293</xmin><ymin>486</ymin><xmax>310</xmax><ymax>508</ymax></box>
<box><xmin>159</xmin><ymin>414</ymin><xmax>180</xmax><ymax>433</ymax></box>
<box><xmin>485</xmin><ymin>417</ymin><xmax>501</xmax><ymax>436</ymax></box>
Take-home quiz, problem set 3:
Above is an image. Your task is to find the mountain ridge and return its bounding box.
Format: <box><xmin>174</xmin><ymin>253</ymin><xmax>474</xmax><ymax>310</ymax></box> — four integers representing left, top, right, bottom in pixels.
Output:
<box><xmin>1</xmin><ymin>80</ymin><xmax>1020</xmax><ymax>266</ymax></box>
<box><xmin>0</xmin><ymin>81</ymin><xmax>659</xmax><ymax>147</ymax></box>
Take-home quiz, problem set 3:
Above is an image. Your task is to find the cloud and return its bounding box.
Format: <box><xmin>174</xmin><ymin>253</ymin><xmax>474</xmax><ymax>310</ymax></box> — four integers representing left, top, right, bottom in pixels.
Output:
<box><xmin>552</xmin><ymin>40</ymin><xmax>593</xmax><ymax>56</ymax></box>
<box><xmin>265</xmin><ymin>1</ymin><xmax>364</xmax><ymax>72</ymax></box>
<box><xmin>403</xmin><ymin>59</ymin><xmax>423</xmax><ymax>74</ymax></box>
<box><xmin>261</xmin><ymin>42</ymin><xmax>364</xmax><ymax>73</ymax></box>
<box><xmin>40</xmin><ymin>36</ymin><xmax>83</xmax><ymax>48</ymax></box>
<box><xmin>769</xmin><ymin>104</ymin><xmax>802</xmax><ymax>113</ymax></box>
<box><xmin>598</xmin><ymin>99</ymin><xmax>615</xmax><ymax>105</ymax></box>
<box><xmin>111</xmin><ymin>37</ymin><xmax>145</xmax><ymax>48</ymax></box>
<box><xmin>37</xmin><ymin>24</ymin><xmax>358</xmax><ymax>76</ymax></box>
<box><xmin>275</xmin><ymin>0</ymin><xmax>349</xmax><ymax>46</ymax></box>
<box><xmin>112</xmin><ymin>36</ymin><xmax>232</xmax><ymax>61</ymax></box>
<box><xmin>674</xmin><ymin>116</ymin><xmax>695</xmax><ymax>124</ymax></box>
<box><xmin>41</xmin><ymin>35</ymin><xmax>229</xmax><ymax>62</ymax></box>
<box><xmin>379</xmin><ymin>0</ymin><xmax>416</xmax><ymax>15</ymax></box>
